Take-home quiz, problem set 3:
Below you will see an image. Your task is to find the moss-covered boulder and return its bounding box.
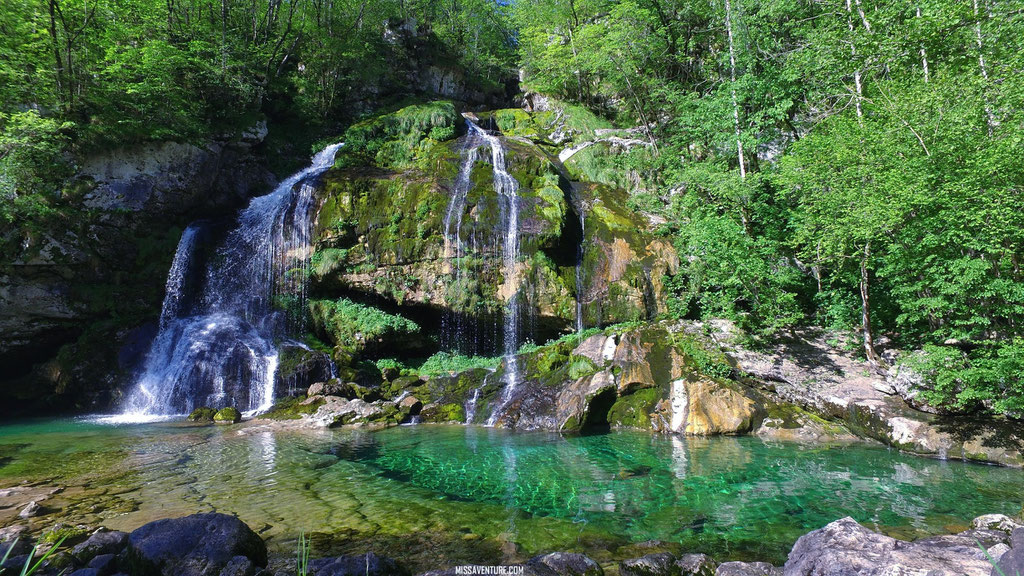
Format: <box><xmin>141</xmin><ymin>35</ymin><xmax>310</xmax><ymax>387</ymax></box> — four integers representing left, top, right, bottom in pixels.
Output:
<box><xmin>187</xmin><ymin>406</ymin><xmax>217</xmax><ymax>423</ymax></box>
<box><xmin>310</xmin><ymin>104</ymin><xmax>678</xmax><ymax>356</ymax></box>
<box><xmin>262</xmin><ymin>396</ymin><xmax>324</xmax><ymax>420</ymax></box>
<box><xmin>275</xmin><ymin>344</ymin><xmax>333</xmax><ymax>397</ymax></box>
<box><xmin>213</xmin><ymin>407</ymin><xmax>242</xmax><ymax>424</ymax></box>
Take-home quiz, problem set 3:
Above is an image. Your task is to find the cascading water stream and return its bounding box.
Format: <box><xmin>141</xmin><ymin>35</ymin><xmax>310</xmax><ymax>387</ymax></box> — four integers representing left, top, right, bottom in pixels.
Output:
<box><xmin>440</xmin><ymin>128</ymin><xmax>483</xmax><ymax>353</ymax></box>
<box><xmin>474</xmin><ymin>121</ymin><xmax>523</xmax><ymax>427</ymax></box>
<box><xmin>574</xmin><ymin>193</ymin><xmax>587</xmax><ymax>334</ymax></box>
<box><xmin>116</xmin><ymin>144</ymin><xmax>343</xmax><ymax>421</ymax></box>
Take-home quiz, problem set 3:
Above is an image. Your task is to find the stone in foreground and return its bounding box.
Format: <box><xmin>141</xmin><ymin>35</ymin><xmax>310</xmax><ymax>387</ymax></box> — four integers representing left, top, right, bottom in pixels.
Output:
<box><xmin>783</xmin><ymin>517</ymin><xmax>1005</xmax><ymax>576</ymax></box>
<box><xmin>124</xmin><ymin>512</ymin><xmax>267</xmax><ymax>576</ymax></box>
<box><xmin>308</xmin><ymin>553</ymin><xmax>408</xmax><ymax>576</ymax></box>
<box><xmin>528</xmin><ymin>552</ymin><xmax>604</xmax><ymax>576</ymax></box>
<box><xmin>620</xmin><ymin>552</ymin><xmax>678</xmax><ymax>576</ymax></box>
<box><xmin>717</xmin><ymin>562</ymin><xmax>780</xmax><ymax>576</ymax></box>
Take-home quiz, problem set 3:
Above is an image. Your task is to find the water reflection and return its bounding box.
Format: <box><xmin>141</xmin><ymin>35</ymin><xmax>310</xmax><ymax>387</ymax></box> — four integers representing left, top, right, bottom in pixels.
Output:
<box><xmin>0</xmin><ymin>421</ymin><xmax>1021</xmax><ymax>565</ymax></box>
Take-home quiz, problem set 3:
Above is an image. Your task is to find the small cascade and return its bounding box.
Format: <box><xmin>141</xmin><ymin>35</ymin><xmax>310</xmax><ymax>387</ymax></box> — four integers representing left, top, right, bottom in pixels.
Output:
<box><xmin>159</xmin><ymin>224</ymin><xmax>200</xmax><ymax>328</ymax></box>
<box><xmin>440</xmin><ymin>130</ymin><xmax>482</xmax><ymax>353</ymax></box>
<box><xmin>574</xmin><ymin>197</ymin><xmax>587</xmax><ymax>334</ymax></box>
<box><xmin>119</xmin><ymin>144</ymin><xmax>343</xmax><ymax>419</ymax></box>
<box><xmin>464</xmin><ymin>367</ymin><xmax>496</xmax><ymax>425</ymax></box>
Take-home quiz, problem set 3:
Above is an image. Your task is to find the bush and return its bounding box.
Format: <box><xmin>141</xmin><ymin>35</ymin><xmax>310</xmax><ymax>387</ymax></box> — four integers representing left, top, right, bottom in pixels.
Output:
<box><xmin>0</xmin><ymin>111</ymin><xmax>74</xmax><ymax>223</ymax></box>
<box><xmin>417</xmin><ymin>351</ymin><xmax>500</xmax><ymax>376</ymax></box>
<box><xmin>909</xmin><ymin>340</ymin><xmax>1024</xmax><ymax>416</ymax></box>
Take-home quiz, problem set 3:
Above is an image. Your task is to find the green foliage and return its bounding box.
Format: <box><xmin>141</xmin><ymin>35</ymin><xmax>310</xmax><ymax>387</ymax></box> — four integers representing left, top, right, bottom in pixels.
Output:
<box><xmin>335</xmin><ymin>101</ymin><xmax>460</xmax><ymax>170</ymax></box>
<box><xmin>297</xmin><ymin>532</ymin><xmax>311</xmax><ymax>576</ymax></box>
<box><xmin>0</xmin><ymin>533</ymin><xmax>67</xmax><ymax>576</ymax></box>
<box><xmin>416</xmin><ymin>352</ymin><xmax>501</xmax><ymax>376</ymax></box>
<box><xmin>0</xmin><ymin>111</ymin><xmax>73</xmax><ymax>224</ymax></box>
<box><xmin>308</xmin><ymin>298</ymin><xmax>420</xmax><ymax>356</ymax></box>
<box><xmin>518</xmin><ymin>0</ymin><xmax>1024</xmax><ymax>414</ymax></box>
<box><xmin>0</xmin><ymin>0</ymin><xmax>516</xmax><ymax>147</ymax></box>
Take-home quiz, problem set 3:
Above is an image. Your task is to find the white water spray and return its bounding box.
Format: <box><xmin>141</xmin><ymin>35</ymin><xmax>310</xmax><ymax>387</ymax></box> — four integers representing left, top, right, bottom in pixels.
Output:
<box><xmin>117</xmin><ymin>144</ymin><xmax>342</xmax><ymax>420</ymax></box>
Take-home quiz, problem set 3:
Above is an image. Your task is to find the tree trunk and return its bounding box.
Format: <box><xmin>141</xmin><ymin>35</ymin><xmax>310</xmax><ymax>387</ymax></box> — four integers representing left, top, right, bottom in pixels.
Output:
<box><xmin>844</xmin><ymin>0</ymin><xmax>863</xmax><ymax>122</ymax></box>
<box><xmin>973</xmin><ymin>0</ymin><xmax>996</xmax><ymax>133</ymax></box>
<box><xmin>48</xmin><ymin>0</ymin><xmax>65</xmax><ymax>111</ymax></box>
<box><xmin>860</xmin><ymin>241</ymin><xmax>879</xmax><ymax>365</ymax></box>
<box><xmin>724</xmin><ymin>0</ymin><xmax>746</xmax><ymax>179</ymax></box>
<box><xmin>916</xmin><ymin>5</ymin><xmax>929</xmax><ymax>83</ymax></box>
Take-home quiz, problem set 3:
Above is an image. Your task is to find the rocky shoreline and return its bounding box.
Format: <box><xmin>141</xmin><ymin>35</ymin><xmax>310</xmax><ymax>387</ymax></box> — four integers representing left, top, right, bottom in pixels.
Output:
<box><xmin>257</xmin><ymin>319</ymin><xmax>1024</xmax><ymax>469</ymax></box>
<box><xmin>2</xmin><ymin>512</ymin><xmax>1022</xmax><ymax>576</ymax></box>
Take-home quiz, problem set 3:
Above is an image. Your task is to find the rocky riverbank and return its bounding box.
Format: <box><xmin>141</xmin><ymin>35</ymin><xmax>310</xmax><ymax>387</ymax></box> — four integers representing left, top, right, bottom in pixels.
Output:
<box><xmin>2</xmin><ymin>512</ymin><xmax>1022</xmax><ymax>576</ymax></box>
<box><xmin>259</xmin><ymin>318</ymin><xmax>1024</xmax><ymax>468</ymax></box>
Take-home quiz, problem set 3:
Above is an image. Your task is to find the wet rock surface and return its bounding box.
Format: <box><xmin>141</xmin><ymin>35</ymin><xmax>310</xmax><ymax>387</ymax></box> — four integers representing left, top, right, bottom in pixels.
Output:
<box><xmin>307</xmin><ymin>552</ymin><xmax>408</xmax><ymax>576</ymax></box>
<box><xmin>124</xmin><ymin>513</ymin><xmax>267</xmax><ymax>576</ymax></box>
<box><xmin>782</xmin><ymin>517</ymin><xmax>1007</xmax><ymax>576</ymax></box>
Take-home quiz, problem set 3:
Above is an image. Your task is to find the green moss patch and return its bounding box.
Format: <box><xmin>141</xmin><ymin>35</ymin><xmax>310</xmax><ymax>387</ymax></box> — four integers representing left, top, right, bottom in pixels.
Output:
<box><xmin>608</xmin><ymin>389</ymin><xmax>662</xmax><ymax>429</ymax></box>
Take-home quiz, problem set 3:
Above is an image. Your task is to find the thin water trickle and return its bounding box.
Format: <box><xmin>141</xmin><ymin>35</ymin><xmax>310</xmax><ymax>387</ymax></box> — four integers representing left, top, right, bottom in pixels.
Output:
<box><xmin>574</xmin><ymin>193</ymin><xmax>587</xmax><ymax>334</ymax></box>
<box><xmin>440</xmin><ymin>128</ymin><xmax>483</xmax><ymax>353</ymax></box>
<box><xmin>119</xmin><ymin>144</ymin><xmax>343</xmax><ymax>418</ymax></box>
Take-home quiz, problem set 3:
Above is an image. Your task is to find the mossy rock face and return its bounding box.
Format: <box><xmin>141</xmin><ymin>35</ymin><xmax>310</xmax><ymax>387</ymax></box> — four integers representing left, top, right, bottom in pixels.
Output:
<box><xmin>577</xmin><ymin>183</ymin><xmax>678</xmax><ymax>328</ymax></box>
<box><xmin>275</xmin><ymin>344</ymin><xmax>333</xmax><ymax>397</ymax></box>
<box><xmin>333</xmin><ymin>101</ymin><xmax>463</xmax><ymax>171</ymax></box>
<box><xmin>420</xmin><ymin>402</ymin><xmax>467</xmax><ymax>423</ymax></box>
<box><xmin>311</xmin><ymin>104</ymin><xmax>678</xmax><ymax>362</ymax></box>
<box><xmin>608</xmin><ymin>388</ymin><xmax>663</xmax><ymax>429</ymax></box>
<box><xmin>262</xmin><ymin>396</ymin><xmax>324</xmax><ymax>420</ymax></box>
<box><xmin>213</xmin><ymin>407</ymin><xmax>242</xmax><ymax>424</ymax></box>
<box><xmin>187</xmin><ymin>406</ymin><xmax>217</xmax><ymax>423</ymax></box>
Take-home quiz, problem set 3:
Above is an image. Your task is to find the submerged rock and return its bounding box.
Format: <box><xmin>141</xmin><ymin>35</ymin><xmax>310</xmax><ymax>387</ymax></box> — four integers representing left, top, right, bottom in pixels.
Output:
<box><xmin>188</xmin><ymin>407</ymin><xmax>217</xmax><ymax>423</ymax></box>
<box><xmin>19</xmin><ymin>500</ymin><xmax>44</xmax><ymax>519</ymax></box>
<box><xmin>528</xmin><ymin>552</ymin><xmax>603</xmax><ymax>576</ymax></box>
<box><xmin>620</xmin><ymin>552</ymin><xmax>678</xmax><ymax>576</ymax></box>
<box><xmin>214</xmin><ymin>407</ymin><xmax>242</xmax><ymax>424</ymax></box>
<box><xmin>124</xmin><ymin>512</ymin><xmax>267</xmax><ymax>576</ymax></box>
<box><xmin>308</xmin><ymin>552</ymin><xmax>408</xmax><ymax>576</ymax></box>
<box><xmin>783</xmin><ymin>517</ymin><xmax>1005</xmax><ymax>576</ymax></box>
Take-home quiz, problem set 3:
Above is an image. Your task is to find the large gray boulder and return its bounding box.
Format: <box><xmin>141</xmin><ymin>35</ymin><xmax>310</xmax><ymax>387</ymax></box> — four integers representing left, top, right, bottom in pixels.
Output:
<box><xmin>124</xmin><ymin>513</ymin><xmax>267</xmax><ymax>576</ymax></box>
<box><xmin>994</xmin><ymin>528</ymin><xmax>1024</xmax><ymax>576</ymax></box>
<box><xmin>783</xmin><ymin>517</ymin><xmax>1005</xmax><ymax>576</ymax></box>
<box><xmin>72</xmin><ymin>530</ymin><xmax>128</xmax><ymax>564</ymax></box>
<box><xmin>677</xmin><ymin>554</ymin><xmax>716</xmax><ymax>576</ymax></box>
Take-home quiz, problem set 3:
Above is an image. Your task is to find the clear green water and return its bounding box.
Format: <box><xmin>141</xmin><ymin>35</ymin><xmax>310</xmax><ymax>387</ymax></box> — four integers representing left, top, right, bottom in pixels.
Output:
<box><xmin>0</xmin><ymin>420</ymin><xmax>1022</xmax><ymax>570</ymax></box>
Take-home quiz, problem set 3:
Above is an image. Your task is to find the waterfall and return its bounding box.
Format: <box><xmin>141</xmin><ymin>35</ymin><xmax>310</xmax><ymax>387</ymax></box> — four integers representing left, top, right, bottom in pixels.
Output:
<box><xmin>158</xmin><ymin>224</ymin><xmax>200</xmax><ymax>329</ymax></box>
<box><xmin>475</xmin><ymin>121</ymin><xmax>523</xmax><ymax>427</ymax></box>
<box><xmin>440</xmin><ymin>130</ymin><xmax>482</xmax><ymax>353</ymax></box>
<box><xmin>575</xmin><ymin>197</ymin><xmax>587</xmax><ymax>334</ymax></box>
<box><xmin>117</xmin><ymin>144</ymin><xmax>343</xmax><ymax>421</ymax></box>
